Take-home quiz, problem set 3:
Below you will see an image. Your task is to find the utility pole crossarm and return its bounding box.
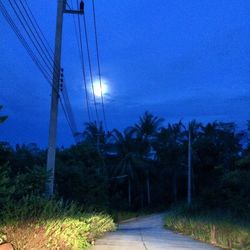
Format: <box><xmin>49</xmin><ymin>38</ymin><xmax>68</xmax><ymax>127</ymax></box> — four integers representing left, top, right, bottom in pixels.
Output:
<box><xmin>65</xmin><ymin>0</ymin><xmax>84</xmax><ymax>15</ymax></box>
<box><xmin>64</xmin><ymin>9</ymin><xmax>83</xmax><ymax>15</ymax></box>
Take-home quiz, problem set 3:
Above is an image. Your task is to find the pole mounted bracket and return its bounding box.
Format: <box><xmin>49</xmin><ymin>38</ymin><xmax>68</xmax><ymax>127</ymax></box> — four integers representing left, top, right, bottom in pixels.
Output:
<box><xmin>64</xmin><ymin>9</ymin><xmax>84</xmax><ymax>15</ymax></box>
<box><xmin>64</xmin><ymin>0</ymin><xmax>84</xmax><ymax>15</ymax></box>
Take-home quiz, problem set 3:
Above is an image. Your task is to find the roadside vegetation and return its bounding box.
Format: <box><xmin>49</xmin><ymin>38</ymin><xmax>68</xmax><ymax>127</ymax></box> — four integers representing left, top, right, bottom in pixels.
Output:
<box><xmin>165</xmin><ymin>204</ymin><xmax>250</xmax><ymax>250</ymax></box>
<box><xmin>1</xmin><ymin>105</ymin><xmax>250</xmax><ymax>248</ymax></box>
<box><xmin>0</xmin><ymin>197</ymin><xmax>115</xmax><ymax>249</ymax></box>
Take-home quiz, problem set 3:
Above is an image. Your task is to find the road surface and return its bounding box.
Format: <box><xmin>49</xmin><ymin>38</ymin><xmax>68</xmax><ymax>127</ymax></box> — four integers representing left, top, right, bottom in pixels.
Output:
<box><xmin>90</xmin><ymin>213</ymin><xmax>220</xmax><ymax>250</ymax></box>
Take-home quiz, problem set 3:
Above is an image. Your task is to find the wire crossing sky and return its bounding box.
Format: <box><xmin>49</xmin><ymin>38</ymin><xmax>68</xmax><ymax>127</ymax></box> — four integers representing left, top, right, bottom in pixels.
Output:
<box><xmin>0</xmin><ymin>0</ymin><xmax>250</xmax><ymax>146</ymax></box>
<box><xmin>0</xmin><ymin>0</ymin><xmax>85</xmax><ymax>142</ymax></box>
<box><xmin>0</xmin><ymin>0</ymin><xmax>107</xmax><ymax>145</ymax></box>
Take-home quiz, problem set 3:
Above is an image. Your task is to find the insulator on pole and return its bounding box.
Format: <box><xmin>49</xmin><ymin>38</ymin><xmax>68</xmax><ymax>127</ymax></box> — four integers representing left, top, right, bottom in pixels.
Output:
<box><xmin>80</xmin><ymin>1</ymin><xmax>84</xmax><ymax>12</ymax></box>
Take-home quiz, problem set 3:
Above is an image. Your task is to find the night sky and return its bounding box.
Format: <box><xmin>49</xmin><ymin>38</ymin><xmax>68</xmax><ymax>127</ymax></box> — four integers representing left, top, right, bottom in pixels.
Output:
<box><xmin>0</xmin><ymin>0</ymin><xmax>250</xmax><ymax>147</ymax></box>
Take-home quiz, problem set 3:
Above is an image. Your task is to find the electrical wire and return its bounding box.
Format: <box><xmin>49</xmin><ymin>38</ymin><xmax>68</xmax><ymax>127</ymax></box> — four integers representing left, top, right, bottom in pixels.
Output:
<box><xmin>0</xmin><ymin>0</ymin><xmax>77</xmax><ymax>141</ymax></box>
<box><xmin>60</xmin><ymin>80</ymin><xmax>78</xmax><ymax>142</ymax></box>
<box><xmin>18</xmin><ymin>0</ymin><xmax>77</xmax><ymax>139</ymax></box>
<box><xmin>92</xmin><ymin>0</ymin><xmax>107</xmax><ymax>130</ymax></box>
<box><xmin>61</xmin><ymin>80</ymin><xmax>78</xmax><ymax>135</ymax></box>
<box><xmin>71</xmin><ymin>0</ymin><xmax>92</xmax><ymax>122</ymax></box>
<box><xmin>23</xmin><ymin>0</ymin><xmax>54</xmax><ymax>54</ymax></box>
<box><xmin>0</xmin><ymin>0</ymin><xmax>52</xmax><ymax>84</ymax></box>
<box><xmin>59</xmin><ymin>97</ymin><xmax>77</xmax><ymax>142</ymax></box>
<box><xmin>81</xmin><ymin>2</ymin><xmax>100</xmax><ymax>124</ymax></box>
<box><xmin>8</xmin><ymin>0</ymin><xmax>56</xmax><ymax>79</ymax></box>
<box><xmin>20</xmin><ymin>0</ymin><xmax>61</xmax><ymax>77</ymax></box>
<box><xmin>19</xmin><ymin>0</ymin><xmax>76</xmax><ymax>138</ymax></box>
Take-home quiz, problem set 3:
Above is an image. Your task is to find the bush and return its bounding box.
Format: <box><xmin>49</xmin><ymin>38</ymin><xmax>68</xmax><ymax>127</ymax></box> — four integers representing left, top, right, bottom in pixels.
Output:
<box><xmin>0</xmin><ymin>196</ymin><xmax>116</xmax><ymax>249</ymax></box>
<box><xmin>13</xmin><ymin>165</ymin><xmax>47</xmax><ymax>199</ymax></box>
<box><xmin>56</xmin><ymin>144</ymin><xmax>109</xmax><ymax>208</ymax></box>
<box><xmin>199</xmin><ymin>169</ymin><xmax>250</xmax><ymax>218</ymax></box>
<box><xmin>0</xmin><ymin>163</ymin><xmax>14</xmax><ymax>210</ymax></box>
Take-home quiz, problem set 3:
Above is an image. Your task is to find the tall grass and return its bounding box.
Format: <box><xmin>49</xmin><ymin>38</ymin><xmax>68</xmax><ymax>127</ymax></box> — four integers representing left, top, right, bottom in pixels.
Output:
<box><xmin>164</xmin><ymin>205</ymin><xmax>250</xmax><ymax>250</ymax></box>
<box><xmin>0</xmin><ymin>196</ymin><xmax>116</xmax><ymax>249</ymax></box>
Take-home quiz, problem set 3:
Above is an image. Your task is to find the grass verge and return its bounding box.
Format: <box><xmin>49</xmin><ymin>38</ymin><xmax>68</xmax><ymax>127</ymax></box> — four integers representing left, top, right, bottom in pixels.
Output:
<box><xmin>164</xmin><ymin>206</ymin><xmax>250</xmax><ymax>250</ymax></box>
<box><xmin>0</xmin><ymin>196</ymin><xmax>116</xmax><ymax>249</ymax></box>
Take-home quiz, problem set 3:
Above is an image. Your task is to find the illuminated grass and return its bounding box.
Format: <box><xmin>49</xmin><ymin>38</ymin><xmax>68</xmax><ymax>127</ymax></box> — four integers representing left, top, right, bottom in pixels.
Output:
<box><xmin>0</xmin><ymin>196</ymin><xmax>116</xmax><ymax>249</ymax></box>
<box><xmin>164</xmin><ymin>207</ymin><xmax>250</xmax><ymax>250</ymax></box>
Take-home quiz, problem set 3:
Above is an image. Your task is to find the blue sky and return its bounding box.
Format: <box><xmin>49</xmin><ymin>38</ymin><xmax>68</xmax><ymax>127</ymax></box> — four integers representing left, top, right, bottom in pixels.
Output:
<box><xmin>0</xmin><ymin>0</ymin><xmax>250</xmax><ymax>146</ymax></box>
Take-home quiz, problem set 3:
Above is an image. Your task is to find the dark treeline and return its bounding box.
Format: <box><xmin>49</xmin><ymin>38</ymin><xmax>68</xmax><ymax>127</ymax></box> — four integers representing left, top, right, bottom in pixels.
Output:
<box><xmin>1</xmin><ymin>111</ymin><xmax>250</xmax><ymax>217</ymax></box>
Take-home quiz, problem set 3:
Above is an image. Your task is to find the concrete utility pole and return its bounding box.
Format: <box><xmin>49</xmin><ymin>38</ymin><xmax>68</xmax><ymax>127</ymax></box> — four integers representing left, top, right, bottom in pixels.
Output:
<box><xmin>187</xmin><ymin>128</ymin><xmax>192</xmax><ymax>206</ymax></box>
<box><xmin>46</xmin><ymin>0</ymin><xmax>84</xmax><ymax>197</ymax></box>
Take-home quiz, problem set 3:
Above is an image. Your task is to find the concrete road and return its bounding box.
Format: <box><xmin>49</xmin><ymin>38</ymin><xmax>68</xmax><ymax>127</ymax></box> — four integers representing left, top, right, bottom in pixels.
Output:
<box><xmin>90</xmin><ymin>213</ymin><xmax>220</xmax><ymax>250</ymax></box>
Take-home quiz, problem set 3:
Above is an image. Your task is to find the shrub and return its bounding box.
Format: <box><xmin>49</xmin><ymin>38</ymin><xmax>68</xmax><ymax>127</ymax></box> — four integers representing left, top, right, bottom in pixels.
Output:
<box><xmin>0</xmin><ymin>163</ymin><xmax>14</xmax><ymax>210</ymax></box>
<box><xmin>13</xmin><ymin>165</ymin><xmax>47</xmax><ymax>199</ymax></box>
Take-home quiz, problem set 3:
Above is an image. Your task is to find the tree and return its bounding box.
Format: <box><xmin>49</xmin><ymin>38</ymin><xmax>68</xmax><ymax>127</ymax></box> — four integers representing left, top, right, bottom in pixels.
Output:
<box><xmin>193</xmin><ymin>121</ymin><xmax>242</xmax><ymax>198</ymax></box>
<box><xmin>133</xmin><ymin>112</ymin><xmax>163</xmax><ymax>205</ymax></box>
<box><xmin>0</xmin><ymin>105</ymin><xmax>7</xmax><ymax>124</ymax></box>
<box><xmin>0</xmin><ymin>106</ymin><xmax>13</xmax><ymax>209</ymax></box>
<box><xmin>135</xmin><ymin>111</ymin><xmax>164</xmax><ymax>138</ymax></box>
<box><xmin>186</xmin><ymin>120</ymin><xmax>201</xmax><ymax>206</ymax></box>
<box><xmin>111</xmin><ymin>128</ymin><xmax>140</xmax><ymax>207</ymax></box>
<box><xmin>83</xmin><ymin>121</ymin><xmax>106</xmax><ymax>153</ymax></box>
<box><xmin>56</xmin><ymin>143</ymin><xmax>108</xmax><ymax>207</ymax></box>
<box><xmin>82</xmin><ymin>121</ymin><xmax>107</xmax><ymax>176</ymax></box>
<box><xmin>155</xmin><ymin>121</ymin><xmax>185</xmax><ymax>202</ymax></box>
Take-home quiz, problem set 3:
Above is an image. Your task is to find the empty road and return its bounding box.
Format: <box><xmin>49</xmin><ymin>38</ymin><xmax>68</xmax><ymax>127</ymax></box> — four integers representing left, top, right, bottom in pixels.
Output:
<box><xmin>90</xmin><ymin>213</ymin><xmax>220</xmax><ymax>250</ymax></box>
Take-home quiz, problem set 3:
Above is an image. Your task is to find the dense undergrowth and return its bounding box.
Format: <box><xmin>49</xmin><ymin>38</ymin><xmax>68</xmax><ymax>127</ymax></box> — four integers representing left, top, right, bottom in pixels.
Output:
<box><xmin>164</xmin><ymin>205</ymin><xmax>250</xmax><ymax>250</ymax></box>
<box><xmin>0</xmin><ymin>196</ymin><xmax>115</xmax><ymax>250</ymax></box>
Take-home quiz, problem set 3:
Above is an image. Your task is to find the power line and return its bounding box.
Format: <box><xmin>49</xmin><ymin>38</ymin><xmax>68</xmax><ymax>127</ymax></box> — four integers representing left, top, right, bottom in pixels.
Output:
<box><xmin>19</xmin><ymin>0</ymin><xmax>78</xmax><ymax>140</ymax></box>
<box><xmin>18</xmin><ymin>0</ymin><xmax>77</xmax><ymax>138</ymax></box>
<box><xmin>60</xmin><ymin>79</ymin><xmax>78</xmax><ymax>142</ymax></box>
<box><xmin>82</xmin><ymin>6</ymin><xmax>100</xmax><ymax>124</ymax></box>
<box><xmin>66</xmin><ymin>1</ymin><xmax>71</xmax><ymax>10</ymax></box>
<box><xmin>1</xmin><ymin>0</ymin><xmax>91</xmax><ymax>142</ymax></box>
<box><xmin>8</xmin><ymin>0</ymin><xmax>56</xmax><ymax>78</ymax></box>
<box><xmin>0</xmin><ymin>0</ymin><xmax>52</xmax><ymax>84</ymax></box>
<box><xmin>23</xmin><ymin>0</ymin><xmax>54</xmax><ymax>54</ymax></box>
<box><xmin>68</xmin><ymin>0</ymin><xmax>107</xmax><ymax>132</ymax></box>
<box><xmin>71</xmin><ymin>0</ymin><xmax>92</xmax><ymax>122</ymax></box>
<box><xmin>61</xmin><ymin>79</ymin><xmax>78</xmax><ymax>136</ymax></box>
<box><xmin>0</xmin><ymin>0</ymin><xmax>76</xmax><ymax>141</ymax></box>
<box><xmin>92</xmin><ymin>0</ymin><xmax>107</xmax><ymax>130</ymax></box>
<box><xmin>59</xmin><ymin>97</ymin><xmax>77</xmax><ymax>142</ymax></box>
<box><xmin>20</xmin><ymin>0</ymin><xmax>61</xmax><ymax>77</ymax></box>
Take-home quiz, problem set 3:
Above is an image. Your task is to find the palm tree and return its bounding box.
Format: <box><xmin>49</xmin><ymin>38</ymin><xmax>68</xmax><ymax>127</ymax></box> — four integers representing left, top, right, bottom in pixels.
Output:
<box><xmin>133</xmin><ymin>111</ymin><xmax>164</xmax><ymax>205</ymax></box>
<box><xmin>112</xmin><ymin>128</ymin><xmax>139</xmax><ymax>207</ymax></box>
<box><xmin>168</xmin><ymin>121</ymin><xmax>185</xmax><ymax>202</ymax></box>
<box><xmin>82</xmin><ymin>121</ymin><xmax>107</xmax><ymax>177</ymax></box>
<box><xmin>83</xmin><ymin>121</ymin><xmax>105</xmax><ymax>152</ymax></box>
<box><xmin>135</xmin><ymin>111</ymin><xmax>164</xmax><ymax>138</ymax></box>
<box><xmin>186</xmin><ymin>120</ymin><xmax>201</xmax><ymax>206</ymax></box>
<box><xmin>156</xmin><ymin>121</ymin><xmax>185</xmax><ymax>202</ymax></box>
<box><xmin>0</xmin><ymin>105</ymin><xmax>7</xmax><ymax>124</ymax></box>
